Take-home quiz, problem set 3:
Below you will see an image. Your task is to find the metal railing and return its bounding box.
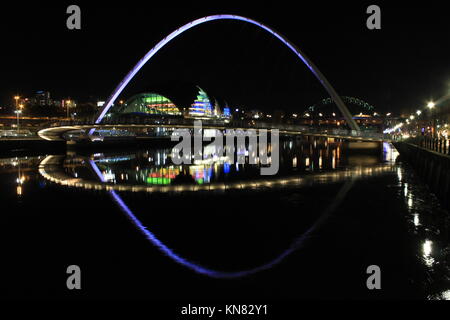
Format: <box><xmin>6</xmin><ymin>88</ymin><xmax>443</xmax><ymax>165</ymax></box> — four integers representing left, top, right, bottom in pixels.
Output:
<box><xmin>299</xmin><ymin>127</ymin><xmax>391</xmax><ymax>141</ymax></box>
<box><xmin>408</xmin><ymin>136</ymin><xmax>450</xmax><ymax>156</ymax></box>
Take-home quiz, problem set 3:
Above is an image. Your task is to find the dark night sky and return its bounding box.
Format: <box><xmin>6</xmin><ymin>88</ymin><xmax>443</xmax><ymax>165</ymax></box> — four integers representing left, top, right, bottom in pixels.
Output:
<box><xmin>0</xmin><ymin>1</ymin><xmax>449</xmax><ymax>115</ymax></box>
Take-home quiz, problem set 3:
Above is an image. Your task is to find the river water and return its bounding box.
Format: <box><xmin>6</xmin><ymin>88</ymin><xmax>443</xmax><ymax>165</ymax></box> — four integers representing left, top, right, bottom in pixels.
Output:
<box><xmin>0</xmin><ymin>137</ymin><xmax>449</xmax><ymax>300</ymax></box>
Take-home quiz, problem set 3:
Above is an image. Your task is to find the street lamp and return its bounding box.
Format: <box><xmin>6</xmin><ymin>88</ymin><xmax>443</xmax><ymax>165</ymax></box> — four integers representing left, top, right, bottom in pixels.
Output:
<box><xmin>14</xmin><ymin>109</ymin><xmax>22</xmax><ymax>133</ymax></box>
<box><xmin>66</xmin><ymin>100</ymin><xmax>72</xmax><ymax>119</ymax></box>
<box><xmin>14</xmin><ymin>95</ymin><xmax>20</xmax><ymax>111</ymax></box>
<box><xmin>427</xmin><ymin>101</ymin><xmax>436</xmax><ymax>137</ymax></box>
<box><xmin>416</xmin><ymin>110</ymin><xmax>422</xmax><ymax>116</ymax></box>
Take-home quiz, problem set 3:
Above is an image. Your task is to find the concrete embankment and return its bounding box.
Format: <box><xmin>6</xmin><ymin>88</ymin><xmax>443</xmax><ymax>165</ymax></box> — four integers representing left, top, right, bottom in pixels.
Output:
<box><xmin>394</xmin><ymin>142</ymin><xmax>450</xmax><ymax>210</ymax></box>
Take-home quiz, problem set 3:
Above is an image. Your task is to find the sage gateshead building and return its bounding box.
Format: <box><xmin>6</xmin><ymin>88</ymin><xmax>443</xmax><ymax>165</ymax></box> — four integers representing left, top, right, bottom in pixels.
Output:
<box><xmin>116</xmin><ymin>93</ymin><xmax>182</xmax><ymax>116</ymax></box>
<box><xmin>107</xmin><ymin>87</ymin><xmax>231</xmax><ymax>121</ymax></box>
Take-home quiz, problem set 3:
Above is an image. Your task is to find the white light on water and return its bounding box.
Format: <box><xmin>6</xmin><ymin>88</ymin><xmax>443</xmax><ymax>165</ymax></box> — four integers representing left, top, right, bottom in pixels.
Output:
<box><xmin>441</xmin><ymin>290</ymin><xmax>450</xmax><ymax>300</ymax></box>
<box><xmin>423</xmin><ymin>240</ymin><xmax>432</xmax><ymax>256</ymax></box>
<box><xmin>397</xmin><ymin>168</ymin><xmax>403</xmax><ymax>181</ymax></box>
<box><xmin>422</xmin><ymin>240</ymin><xmax>435</xmax><ymax>267</ymax></box>
<box><xmin>407</xmin><ymin>197</ymin><xmax>413</xmax><ymax>209</ymax></box>
<box><xmin>413</xmin><ymin>214</ymin><xmax>420</xmax><ymax>226</ymax></box>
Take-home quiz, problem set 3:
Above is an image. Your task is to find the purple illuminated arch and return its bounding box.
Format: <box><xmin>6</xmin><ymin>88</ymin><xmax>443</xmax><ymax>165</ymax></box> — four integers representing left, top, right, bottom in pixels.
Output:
<box><xmin>94</xmin><ymin>14</ymin><xmax>360</xmax><ymax>131</ymax></box>
<box><xmin>88</xmin><ymin>159</ymin><xmax>354</xmax><ymax>278</ymax></box>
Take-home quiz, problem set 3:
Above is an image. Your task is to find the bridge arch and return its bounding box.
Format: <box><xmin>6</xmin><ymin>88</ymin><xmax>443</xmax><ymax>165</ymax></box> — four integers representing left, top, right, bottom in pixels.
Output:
<box><xmin>308</xmin><ymin>96</ymin><xmax>376</xmax><ymax>115</ymax></box>
<box><xmin>94</xmin><ymin>14</ymin><xmax>360</xmax><ymax>131</ymax></box>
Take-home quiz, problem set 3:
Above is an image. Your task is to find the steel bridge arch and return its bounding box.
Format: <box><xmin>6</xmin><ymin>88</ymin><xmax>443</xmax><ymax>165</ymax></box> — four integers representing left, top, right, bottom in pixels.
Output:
<box><xmin>309</xmin><ymin>96</ymin><xmax>376</xmax><ymax>113</ymax></box>
<box><xmin>94</xmin><ymin>14</ymin><xmax>360</xmax><ymax>131</ymax></box>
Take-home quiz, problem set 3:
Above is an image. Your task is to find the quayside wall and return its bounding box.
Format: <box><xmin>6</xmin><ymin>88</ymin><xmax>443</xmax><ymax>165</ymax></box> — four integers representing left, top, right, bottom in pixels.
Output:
<box><xmin>394</xmin><ymin>142</ymin><xmax>450</xmax><ymax>210</ymax></box>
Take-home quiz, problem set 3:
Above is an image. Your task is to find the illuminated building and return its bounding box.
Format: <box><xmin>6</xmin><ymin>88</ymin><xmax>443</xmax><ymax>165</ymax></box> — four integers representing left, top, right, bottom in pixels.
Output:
<box><xmin>107</xmin><ymin>88</ymin><xmax>232</xmax><ymax>120</ymax></box>
<box><xmin>118</xmin><ymin>93</ymin><xmax>181</xmax><ymax>116</ymax></box>
<box><xmin>189</xmin><ymin>87</ymin><xmax>214</xmax><ymax>118</ymax></box>
<box><xmin>35</xmin><ymin>91</ymin><xmax>51</xmax><ymax>106</ymax></box>
<box><xmin>223</xmin><ymin>106</ymin><xmax>231</xmax><ymax>118</ymax></box>
<box><xmin>213</xmin><ymin>99</ymin><xmax>221</xmax><ymax>117</ymax></box>
<box><xmin>220</xmin><ymin>101</ymin><xmax>232</xmax><ymax>119</ymax></box>
<box><xmin>23</xmin><ymin>91</ymin><xmax>63</xmax><ymax>107</ymax></box>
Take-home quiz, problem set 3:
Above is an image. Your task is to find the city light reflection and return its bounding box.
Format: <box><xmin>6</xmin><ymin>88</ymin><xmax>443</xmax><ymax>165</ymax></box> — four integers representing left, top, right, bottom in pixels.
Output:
<box><xmin>422</xmin><ymin>240</ymin><xmax>435</xmax><ymax>267</ymax></box>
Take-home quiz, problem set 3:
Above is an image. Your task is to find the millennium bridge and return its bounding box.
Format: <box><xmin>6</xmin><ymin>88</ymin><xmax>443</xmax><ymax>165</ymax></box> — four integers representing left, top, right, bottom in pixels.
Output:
<box><xmin>31</xmin><ymin>14</ymin><xmax>395</xmax><ymax>146</ymax></box>
<box><xmin>37</xmin><ymin>119</ymin><xmax>391</xmax><ymax>143</ymax></box>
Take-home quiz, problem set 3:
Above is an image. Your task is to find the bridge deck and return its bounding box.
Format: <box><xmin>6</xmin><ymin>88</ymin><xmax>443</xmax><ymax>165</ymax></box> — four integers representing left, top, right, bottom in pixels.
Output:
<box><xmin>38</xmin><ymin>123</ymin><xmax>391</xmax><ymax>143</ymax></box>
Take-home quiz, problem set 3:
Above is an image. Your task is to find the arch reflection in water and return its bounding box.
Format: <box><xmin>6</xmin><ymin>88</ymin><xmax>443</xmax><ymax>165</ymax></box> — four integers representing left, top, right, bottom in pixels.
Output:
<box><xmin>89</xmin><ymin>158</ymin><xmax>356</xmax><ymax>278</ymax></box>
<box><xmin>38</xmin><ymin>142</ymin><xmax>399</xmax><ymax>278</ymax></box>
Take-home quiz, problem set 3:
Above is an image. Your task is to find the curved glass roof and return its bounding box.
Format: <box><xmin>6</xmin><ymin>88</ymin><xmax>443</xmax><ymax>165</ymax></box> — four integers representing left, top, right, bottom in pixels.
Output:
<box><xmin>118</xmin><ymin>93</ymin><xmax>181</xmax><ymax>116</ymax></box>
